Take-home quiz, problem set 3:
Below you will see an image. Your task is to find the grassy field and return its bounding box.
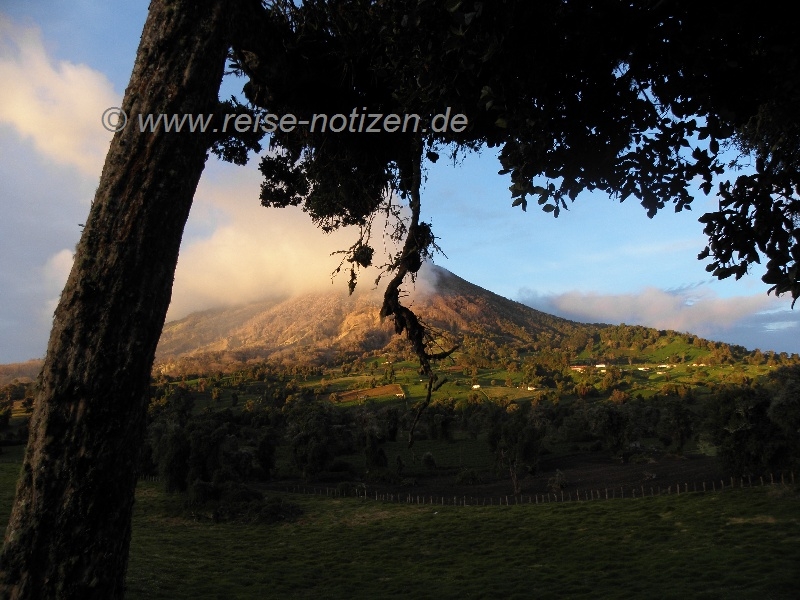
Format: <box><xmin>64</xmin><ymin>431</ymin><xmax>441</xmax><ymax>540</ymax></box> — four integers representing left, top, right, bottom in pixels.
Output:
<box><xmin>1</xmin><ymin>455</ymin><xmax>798</xmax><ymax>599</ymax></box>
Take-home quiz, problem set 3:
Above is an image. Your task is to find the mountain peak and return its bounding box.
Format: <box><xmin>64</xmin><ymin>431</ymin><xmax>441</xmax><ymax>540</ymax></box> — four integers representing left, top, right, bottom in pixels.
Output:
<box><xmin>156</xmin><ymin>265</ymin><xmax>583</xmax><ymax>367</ymax></box>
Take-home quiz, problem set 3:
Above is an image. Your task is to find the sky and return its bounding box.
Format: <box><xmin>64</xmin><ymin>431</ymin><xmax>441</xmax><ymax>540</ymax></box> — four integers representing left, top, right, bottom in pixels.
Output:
<box><xmin>1</xmin><ymin>2</ymin><xmax>799</xmax><ymax>364</ymax></box>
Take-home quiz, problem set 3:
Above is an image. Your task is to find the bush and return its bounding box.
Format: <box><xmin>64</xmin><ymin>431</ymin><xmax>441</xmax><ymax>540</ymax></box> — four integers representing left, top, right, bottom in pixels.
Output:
<box><xmin>455</xmin><ymin>468</ymin><xmax>481</xmax><ymax>486</ymax></box>
<box><xmin>328</xmin><ymin>459</ymin><xmax>354</xmax><ymax>474</ymax></box>
<box><xmin>422</xmin><ymin>452</ymin><xmax>437</xmax><ymax>471</ymax></box>
<box><xmin>547</xmin><ymin>469</ymin><xmax>567</xmax><ymax>492</ymax></box>
<box><xmin>158</xmin><ymin>428</ymin><xmax>191</xmax><ymax>493</ymax></box>
<box><xmin>336</xmin><ymin>481</ymin><xmax>363</xmax><ymax>496</ymax></box>
<box><xmin>218</xmin><ymin>480</ymin><xmax>263</xmax><ymax>504</ymax></box>
<box><xmin>256</xmin><ymin>434</ymin><xmax>276</xmax><ymax>479</ymax></box>
<box><xmin>364</xmin><ymin>432</ymin><xmax>388</xmax><ymax>469</ymax></box>
<box><xmin>188</xmin><ymin>479</ymin><xmax>218</xmax><ymax>506</ymax></box>
<box><xmin>0</xmin><ymin>406</ymin><xmax>11</xmax><ymax>429</ymax></box>
<box><xmin>628</xmin><ymin>453</ymin><xmax>653</xmax><ymax>464</ymax></box>
<box><xmin>213</xmin><ymin>496</ymin><xmax>302</xmax><ymax>524</ymax></box>
<box><xmin>365</xmin><ymin>468</ymin><xmax>402</xmax><ymax>484</ymax></box>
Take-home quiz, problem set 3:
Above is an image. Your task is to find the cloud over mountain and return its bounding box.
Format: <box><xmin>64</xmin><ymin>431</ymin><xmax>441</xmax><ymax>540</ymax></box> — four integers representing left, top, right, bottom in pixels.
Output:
<box><xmin>518</xmin><ymin>285</ymin><xmax>800</xmax><ymax>352</ymax></box>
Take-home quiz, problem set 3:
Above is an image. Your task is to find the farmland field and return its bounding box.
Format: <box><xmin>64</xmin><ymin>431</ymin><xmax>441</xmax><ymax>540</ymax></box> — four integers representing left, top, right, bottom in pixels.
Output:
<box><xmin>334</xmin><ymin>383</ymin><xmax>406</xmax><ymax>403</ymax></box>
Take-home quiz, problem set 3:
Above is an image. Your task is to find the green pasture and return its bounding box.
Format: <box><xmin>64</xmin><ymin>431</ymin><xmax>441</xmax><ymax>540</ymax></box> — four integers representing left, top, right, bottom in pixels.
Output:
<box><xmin>1</xmin><ymin>454</ymin><xmax>798</xmax><ymax>599</ymax></box>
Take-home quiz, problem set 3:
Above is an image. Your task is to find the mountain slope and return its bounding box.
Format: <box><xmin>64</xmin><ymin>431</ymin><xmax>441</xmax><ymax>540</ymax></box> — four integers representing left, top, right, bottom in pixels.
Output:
<box><xmin>156</xmin><ymin>265</ymin><xmax>593</xmax><ymax>365</ymax></box>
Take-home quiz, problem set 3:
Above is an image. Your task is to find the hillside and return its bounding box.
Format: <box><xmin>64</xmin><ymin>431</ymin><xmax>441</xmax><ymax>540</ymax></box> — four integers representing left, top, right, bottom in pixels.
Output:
<box><xmin>0</xmin><ymin>360</ymin><xmax>42</xmax><ymax>387</ymax></box>
<box><xmin>3</xmin><ymin>266</ymin><xmax>788</xmax><ymax>384</ymax></box>
<box><xmin>156</xmin><ymin>265</ymin><xmax>594</xmax><ymax>367</ymax></box>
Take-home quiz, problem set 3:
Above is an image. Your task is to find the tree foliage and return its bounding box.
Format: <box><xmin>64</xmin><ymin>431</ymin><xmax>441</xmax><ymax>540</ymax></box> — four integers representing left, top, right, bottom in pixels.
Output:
<box><xmin>224</xmin><ymin>0</ymin><xmax>800</xmax><ymax>390</ymax></box>
<box><xmin>707</xmin><ymin>366</ymin><xmax>800</xmax><ymax>475</ymax></box>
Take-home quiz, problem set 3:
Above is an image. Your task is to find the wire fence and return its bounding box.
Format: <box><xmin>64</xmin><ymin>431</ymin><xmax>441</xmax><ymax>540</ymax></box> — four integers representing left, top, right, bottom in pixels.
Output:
<box><xmin>265</xmin><ymin>471</ymin><xmax>796</xmax><ymax>507</ymax></box>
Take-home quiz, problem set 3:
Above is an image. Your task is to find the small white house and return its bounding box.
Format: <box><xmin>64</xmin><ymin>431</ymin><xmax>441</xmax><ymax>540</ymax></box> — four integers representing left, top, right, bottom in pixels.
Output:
<box><xmin>472</xmin><ymin>384</ymin><xmax>481</xmax><ymax>389</ymax></box>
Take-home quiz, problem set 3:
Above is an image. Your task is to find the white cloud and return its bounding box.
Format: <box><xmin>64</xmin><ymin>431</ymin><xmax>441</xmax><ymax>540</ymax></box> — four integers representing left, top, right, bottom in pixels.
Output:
<box><xmin>37</xmin><ymin>248</ymin><xmax>74</xmax><ymax>333</ymax></box>
<box><xmin>518</xmin><ymin>285</ymin><xmax>800</xmax><ymax>352</ymax></box>
<box><xmin>167</xmin><ymin>164</ymin><xmax>381</xmax><ymax>319</ymax></box>
<box><xmin>42</xmin><ymin>248</ymin><xmax>73</xmax><ymax>292</ymax></box>
<box><xmin>0</xmin><ymin>15</ymin><xmax>117</xmax><ymax>175</ymax></box>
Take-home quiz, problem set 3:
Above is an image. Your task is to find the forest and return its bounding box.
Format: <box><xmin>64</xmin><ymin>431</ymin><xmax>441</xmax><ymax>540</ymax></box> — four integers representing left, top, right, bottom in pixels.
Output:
<box><xmin>6</xmin><ymin>323</ymin><xmax>797</xmax><ymax>520</ymax></box>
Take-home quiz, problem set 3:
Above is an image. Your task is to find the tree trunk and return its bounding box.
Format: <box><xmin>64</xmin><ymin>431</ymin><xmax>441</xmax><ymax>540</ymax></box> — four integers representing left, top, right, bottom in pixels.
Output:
<box><xmin>0</xmin><ymin>1</ymin><xmax>231</xmax><ymax>597</ymax></box>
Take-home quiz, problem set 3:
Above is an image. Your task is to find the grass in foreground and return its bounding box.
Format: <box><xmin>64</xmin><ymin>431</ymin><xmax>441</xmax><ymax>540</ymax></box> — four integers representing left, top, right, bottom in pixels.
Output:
<box><xmin>1</xmin><ymin>461</ymin><xmax>798</xmax><ymax>599</ymax></box>
<box><xmin>125</xmin><ymin>483</ymin><xmax>798</xmax><ymax>599</ymax></box>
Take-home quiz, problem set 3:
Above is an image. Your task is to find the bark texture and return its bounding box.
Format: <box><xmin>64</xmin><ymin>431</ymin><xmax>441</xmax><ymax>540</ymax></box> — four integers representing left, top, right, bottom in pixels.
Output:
<box><xmin>0</xmin><ymin>1</ymin><xmax>232</xmax><ymax>597</ymax></box>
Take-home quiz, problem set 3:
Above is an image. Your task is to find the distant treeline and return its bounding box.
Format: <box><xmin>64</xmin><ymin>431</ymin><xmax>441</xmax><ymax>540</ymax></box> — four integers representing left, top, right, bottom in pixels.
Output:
<box><xmin>139</xmin><ymin>361</ymin><xmax>800</xmax><ymax>516</ymax></box>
